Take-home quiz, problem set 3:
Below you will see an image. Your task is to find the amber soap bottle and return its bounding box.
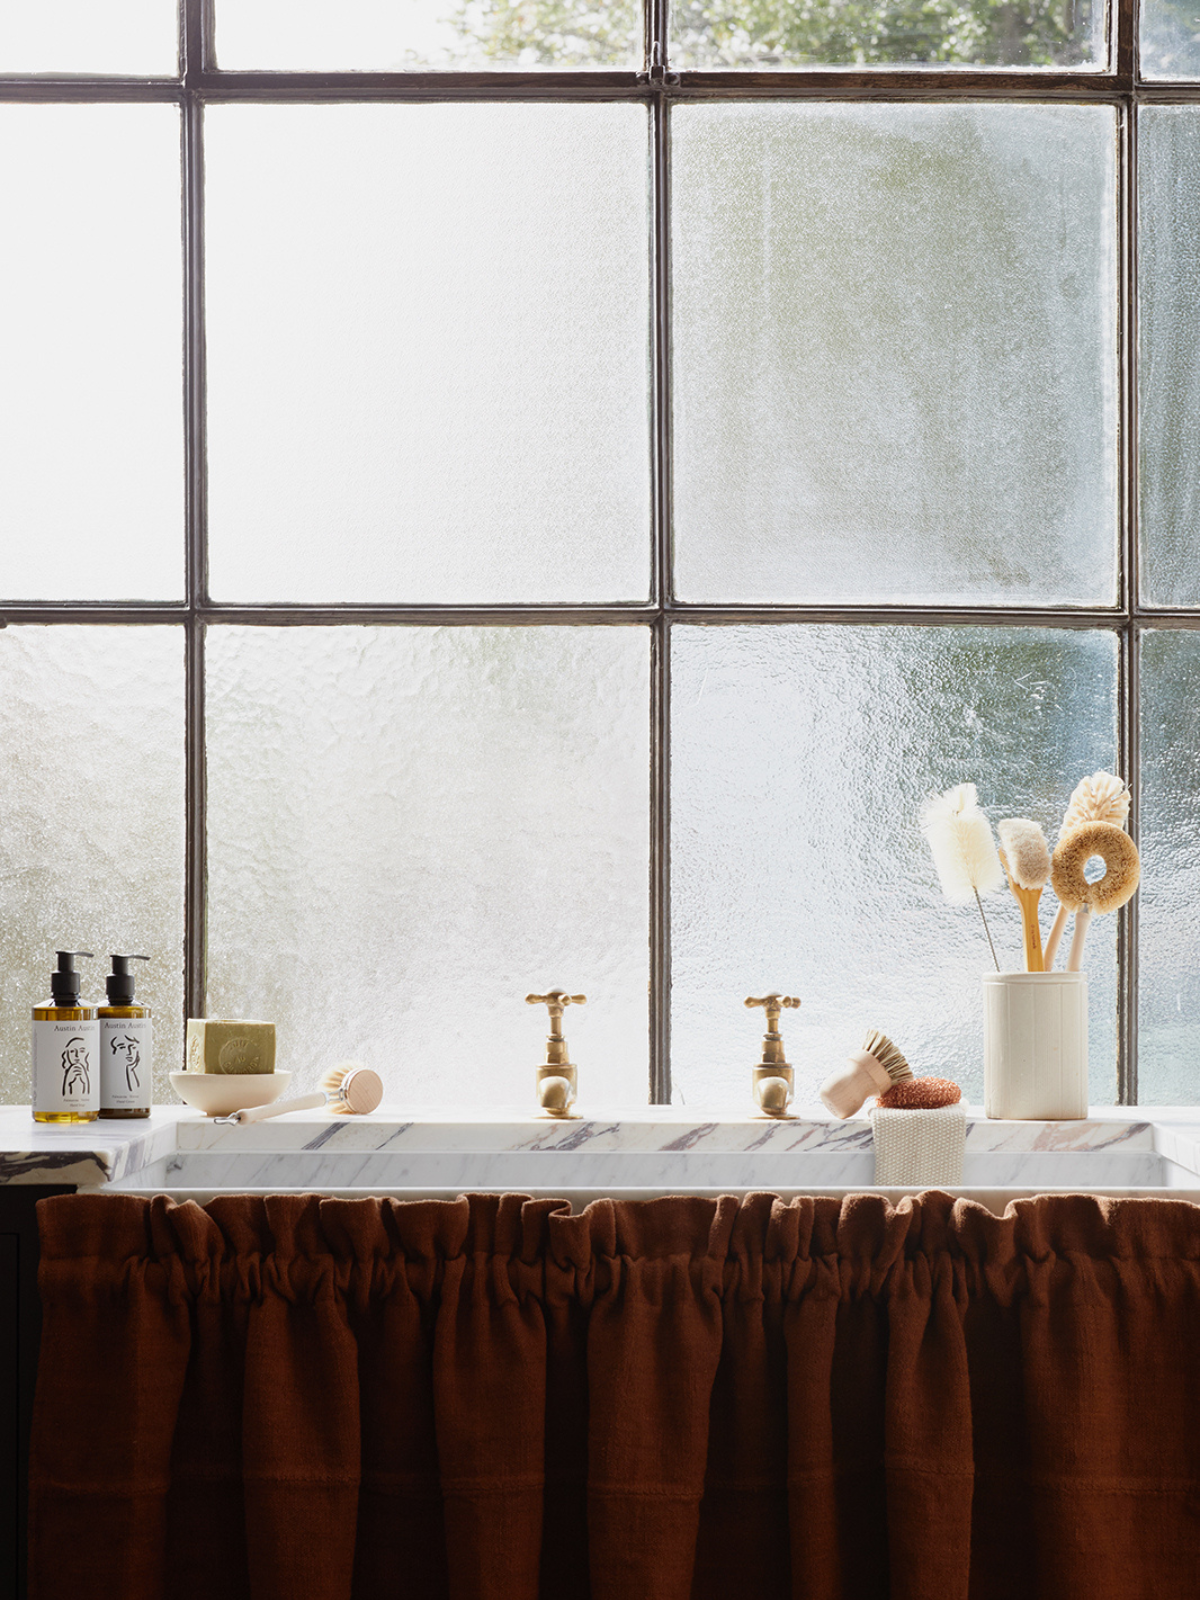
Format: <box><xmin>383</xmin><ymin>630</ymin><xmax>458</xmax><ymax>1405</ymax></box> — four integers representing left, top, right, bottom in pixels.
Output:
<box><xmin>99</xmin><ymin>954</ymin><xmax>152</xmax><ymax>1120</ymax></box>
<box><xmin>32</xmin><ymin>951</ymin><xmax>99</xmax><ymax>1124</ymax></box>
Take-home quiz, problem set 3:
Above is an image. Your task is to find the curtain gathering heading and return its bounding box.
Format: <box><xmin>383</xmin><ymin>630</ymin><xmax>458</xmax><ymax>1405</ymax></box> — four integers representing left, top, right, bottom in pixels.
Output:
<box><xmin>29</xmin><ymin>1189</ymin><xmax>1200</xmax><ymax>1600</ymax></box>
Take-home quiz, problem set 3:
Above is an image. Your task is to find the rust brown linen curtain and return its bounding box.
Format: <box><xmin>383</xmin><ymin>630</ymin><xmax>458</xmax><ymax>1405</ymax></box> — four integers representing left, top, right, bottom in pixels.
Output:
<box><xmin>29</xmin><ymin>1190</ymin><xmax>1200</xmax><ymax>1600</ymax></box>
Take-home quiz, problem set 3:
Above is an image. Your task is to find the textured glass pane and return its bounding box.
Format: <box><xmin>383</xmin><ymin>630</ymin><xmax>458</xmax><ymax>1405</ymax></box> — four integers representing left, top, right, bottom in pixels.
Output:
<box><xmin>1139</xmin><ymin>631</ymin><xmax>1200</xmax><ymax>1103</ymax></box>
<box><xmin>206</xmin><ymin>627</ymin><xmax>650</xmax><ymax>1108</ymax></box>
<box><xmin>0</xmin><ymin>627</ymin><xmax>185</xmax><ymax>1106</ymax></box>
<box><xmin>672</xmin><ymin>625</ymin><xmax>1118</xmax><ymax>1109</ymax></box>
<box><xmin>1139</xmin><ymin>110</ymin><xmax>1200</xmax><ymax>604</ymax></box>
<box><xmin>0</xmin><ymin>0</ymin><xmax>178</xmax><ymax>75</ymax></box>
<box><xmin>674</xmin><ymin>0</ymin><xmax>1103</xmax><ymax>67</ymax></box>
<box><xmin>0</xmin><ymin>106</ymin><xmax>183</xmax><ymax>601</ymax></box>
<box><xmin>215</xmin><ymin>0</ymin><xmax>639</xmax><ymax>68</ymax></box>
<box><xmin>672</xmin><ymin>104</ymin><xmax>1117</xmax><ymax>607</ymax></box>
<box><xmin>205</xmin><ymin>104</ymin><xmax>650</xmax><ymax>604</ymax></box>
<box><xmin>1141</xmin><ymin>0</ymin><xmax>1200</xmax><ymax>77</ymax></box>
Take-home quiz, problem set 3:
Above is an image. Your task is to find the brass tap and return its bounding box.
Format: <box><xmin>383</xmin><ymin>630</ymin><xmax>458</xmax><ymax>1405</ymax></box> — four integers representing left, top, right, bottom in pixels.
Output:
<box><xmin>526</xmin><ymin>990</ymin><xmax>586</xmax><ymax>1118</ymax></box>
<box><xmin>745</xmin><ymin>993</ymin><xmax>801</xmax><ymax>1118</ymax></box>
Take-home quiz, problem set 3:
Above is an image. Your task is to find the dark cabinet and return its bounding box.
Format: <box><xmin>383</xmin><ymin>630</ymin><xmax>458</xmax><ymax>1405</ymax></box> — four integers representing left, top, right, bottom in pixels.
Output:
<box><xmin>0</xmin><ymin>1188</ymin><xmax>72</xmax><ymax>1600</ymax></box>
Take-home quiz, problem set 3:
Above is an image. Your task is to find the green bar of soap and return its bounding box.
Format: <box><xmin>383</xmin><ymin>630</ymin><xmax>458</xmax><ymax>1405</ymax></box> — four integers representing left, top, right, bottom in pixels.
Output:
<box><xmin>186</xmin><ymin>1019</ymin><xmax>276</xmax><ymax>1075</ymax></box>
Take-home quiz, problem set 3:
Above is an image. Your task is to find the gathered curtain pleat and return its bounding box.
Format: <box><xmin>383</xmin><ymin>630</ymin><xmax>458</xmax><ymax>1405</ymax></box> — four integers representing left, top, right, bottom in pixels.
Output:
<box><xmin>29</xmin><ymin>1189</ymin><xmax>1200</xmax><ymax>1600</ymax></box>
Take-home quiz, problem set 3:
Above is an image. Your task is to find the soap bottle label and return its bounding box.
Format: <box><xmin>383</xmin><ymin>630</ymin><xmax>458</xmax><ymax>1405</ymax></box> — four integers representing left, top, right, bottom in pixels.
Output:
<box><xmin>32</xmin><ymin>1019</ymin><xmax>100</xmax><ymax>1116</ymax></box>
<box><xmin>100</xmin><ymin>1017</ymin><xmax>153</xmax><ymax>1111</ymax></box>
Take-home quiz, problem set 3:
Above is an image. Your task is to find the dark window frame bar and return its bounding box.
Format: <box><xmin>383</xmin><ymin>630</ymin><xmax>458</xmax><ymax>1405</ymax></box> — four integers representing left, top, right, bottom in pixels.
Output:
<box><xmin>3</xmin><ymin>0</ymin><xmax>1200</xmax><ymax>1102</ymax></box>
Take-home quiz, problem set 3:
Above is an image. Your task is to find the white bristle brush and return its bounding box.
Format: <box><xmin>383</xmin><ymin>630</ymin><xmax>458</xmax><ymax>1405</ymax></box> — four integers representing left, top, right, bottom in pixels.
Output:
<box><xmin>1044</xmin><ymin>771</ymin><xmax>1132</xmax><ymax>970</ymax></box>
<box><xmin>921</xmin><ymin>783</ymin><xmax>1004</xmax><ymax>970</ymax></box>
<box><xmin>215</xmin><ymin>1062</ymin><xmax>383</xmax><ymax>1125</ymax></box>
<box><xmin>997</xmin><ymin>818</ymin><xmax>1050</xmax><ymax>972</ymax></box>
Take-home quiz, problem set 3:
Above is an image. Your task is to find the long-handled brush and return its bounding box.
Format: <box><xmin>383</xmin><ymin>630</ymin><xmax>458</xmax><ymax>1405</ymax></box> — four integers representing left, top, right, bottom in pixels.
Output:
<box><xmin>997</xmin><ymin>817</ymin><xmax>1050</xmax><ymax>972</ymax></box>
<box><xmin>921</xmin><ymin>783</ymin><xmax>1005</xmax><ymax>971</ymax></box>
<box><xmin>1044</xmin><ymin>771</ymin><xmax>1131</xmax><ymax>970</ymax></box>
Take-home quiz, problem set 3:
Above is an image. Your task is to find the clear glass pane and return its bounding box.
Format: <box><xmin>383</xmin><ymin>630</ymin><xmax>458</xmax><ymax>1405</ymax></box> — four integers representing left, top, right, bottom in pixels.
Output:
<box><xmin>1139</xmin><ymin>630</ymin><xmax>1200</xmax><ymax>1104</ymax></box>
<box><xmin>206</xmin><ymin>626</ymin><xmax>650</xmax><ymax>1108</ymax></box>
<box><xmin>672</xmin><ymin>104</ymin><xmax>1117</xmax><ymax>608</ymax></box>
<box><xmin>673</xmin><ymin>0</ymin><xmax>1104</xmax><ymax>68</ymax></box>
<box><xmin>671</xmin><ymin>624</ymin><xmax>1119</xmax><ymax>1109</ymax></box>
<box><xmin>0</xmin><ymin>627</ymin><xmax>185</xmax><ymax>1106</ymax></box>
<box><xmin>1141</xmin><ymin>0</ymin><xmax>1200</xmax><ymax>77</ymax></box>
<box><xmin>215</xmin><ymin>0</ymin><xmax>639</xmax><ymax>74</ymax></box>
<box><xmin>0</xmin><ymin>0</ymin><xmax>178</xmax><ymax>75</ymax></box>
<box><xmin>0</xmin><ymin>105</ymin><xmax>183</xmax><ymax>601</ymax></box>
<box><xmin>1139</xmin><ymin>110</ymin><xmax>1200</xmax><ymax>604</ymax></box>
<box><xmin>205</xmin><ymin>104</ymin><xmax>651</xmax><ymax>604</ymax></box>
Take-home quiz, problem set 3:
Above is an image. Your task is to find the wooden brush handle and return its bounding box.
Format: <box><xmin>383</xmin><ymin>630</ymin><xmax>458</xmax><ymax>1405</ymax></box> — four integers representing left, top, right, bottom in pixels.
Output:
<box><xmin>1066</xmin><ymin>907</ymin><xmax>1092</xmax><ymax>973</ymax></box>
<box><xmin>1043</xmin><ymin>902</ymin><xmax>1069</xmax><ymax>971</ymax></box>
<box><xmin>234</xmin><ymin>1091</ymin><xmax>327</xmax><ymax>1124</ymax></box>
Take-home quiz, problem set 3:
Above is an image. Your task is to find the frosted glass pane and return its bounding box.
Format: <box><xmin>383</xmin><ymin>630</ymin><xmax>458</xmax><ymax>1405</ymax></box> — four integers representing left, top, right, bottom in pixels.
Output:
<box><xmin>672</xmin><ymin>104</ymin><xmax>1117</xmax><ymax>607</ymax></box>
<box><xmin>0</xmin><ymin>627</ymin><xmax>185</xmax><ymax>1106</ymax></box>
<box><xmin>206</xmin><ymin>627</ymin><xmax>649</xmax><ymax>1108</ymax></box>
<box><xmin>674</xmin><ymin>0</ymin><xmax>1103</xmax><ymax>67</ymax></box>
<box><xmin>671</xmin><ymin>625</ymin><xmax>1118</xmax><ymax>1109</ymax></box>
<box><xmin>205</xmin><ymin>104</ymin><xmax>651</xmax><ymax>604</ymax></box>
<box><xmin>1141</xmin><ymin>0</ymin><xmax>1200</xmax><ymax>77</ymax></box>
<box><xmin>1139</xmin><ymin>631</ymin><xmax>1200</xmax><ymax>1103</ymax></box>
<box><xmin>0</xmin><ymin>106</ymin><xmax>183</xmax><ymax>601</ymax></box>
<box><xmin>0</xmin><ymin>0</ymin><xmax>177</xmax><ymax>75</ymax></box>
<box><xmin>1139</xmin><ymin>110</ymin><xmax>1200</xmax><ymax>605</ymax></box>
<box><xmin>215</xmin><ymin>0</ymin><xmax>640</xmax><ymax>68</ymax></box>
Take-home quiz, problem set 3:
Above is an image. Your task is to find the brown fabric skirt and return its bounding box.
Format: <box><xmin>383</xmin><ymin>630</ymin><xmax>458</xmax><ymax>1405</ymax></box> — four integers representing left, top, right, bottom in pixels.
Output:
<box><xmin>28</xmin><ymin>1189</ymin><xmax>1200</xmax><ymax>1599</ymax></box>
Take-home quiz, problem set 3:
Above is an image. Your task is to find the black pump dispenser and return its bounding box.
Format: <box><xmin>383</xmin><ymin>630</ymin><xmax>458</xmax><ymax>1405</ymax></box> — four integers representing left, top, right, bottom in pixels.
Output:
<box><xmin>51</xmin><ymin>951</ymin><xmax>93</xmax><ymax>1004</ymax></box>
<box><xmin>106</xmin><ymin>954</ymin><xmax>149</xmax><ymax>1005</ymax></box>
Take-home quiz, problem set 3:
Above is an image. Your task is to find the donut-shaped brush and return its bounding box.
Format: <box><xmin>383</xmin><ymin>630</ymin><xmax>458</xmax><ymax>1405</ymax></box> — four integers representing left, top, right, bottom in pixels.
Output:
<box><xmin>1044</xmin><ymin>772</ymin><xmax>1131</xmax><ymax>969</ymax></box>
<box><xmin>1050</xmin><ymin>821</ymin><xmax>1140</xmax><ymax>972</ymax></box>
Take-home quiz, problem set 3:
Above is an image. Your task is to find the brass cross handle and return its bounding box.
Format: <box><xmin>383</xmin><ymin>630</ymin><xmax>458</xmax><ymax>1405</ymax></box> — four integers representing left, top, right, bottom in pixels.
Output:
<box><xmin>526</xmin><ymin>991</ymin><xmax>587</xmax><ymax>1036</ymax></box>
<box><xmin>745</xmin><ymin>994</ymin><xmax>801</xmax><ymax>1032</ymax></box>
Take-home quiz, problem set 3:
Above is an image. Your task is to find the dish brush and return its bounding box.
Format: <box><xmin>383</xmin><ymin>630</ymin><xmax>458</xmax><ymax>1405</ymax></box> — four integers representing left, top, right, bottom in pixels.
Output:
<box><xmin>820</xmin><ymin>1029</ymin><xmax>914</xmax><ymax>1118</ymax></box>
<box><xmin>921</xmin><ymin>783</ymin><xmax>1004</xmax><ymax>971</ymax></box>
<box><xmin>1044</xmin><ymin>771</ymin><xmax>1132</xmax><ymax>970</ymax></box>
<box><xmin>214</xmin><ymin>1061</ymin><xmax>383</xmax><ymax>1125</ymax></box>
<box><xmin>1050</xmin><ymin>821</ymin><xmax>1140</xmax><ymax>972</ymax></box>
<box><xmin>997</xmin><ymin>817</ymin><xmax>1050</xmax><ymax>972</ymax></box>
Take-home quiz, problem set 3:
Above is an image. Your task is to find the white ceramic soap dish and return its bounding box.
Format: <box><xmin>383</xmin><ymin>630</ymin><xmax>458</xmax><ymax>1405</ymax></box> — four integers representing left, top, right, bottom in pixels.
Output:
<box><xmin>170</xmin><ymin>1071</ymin><xmax>291</xmax><ymax>1118</ymax></box>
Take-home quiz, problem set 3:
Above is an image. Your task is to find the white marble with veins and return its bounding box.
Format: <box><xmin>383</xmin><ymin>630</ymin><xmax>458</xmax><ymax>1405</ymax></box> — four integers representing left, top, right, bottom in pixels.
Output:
<box><xmin>3</xmin><ymin>1103</ymin><xmax>1200</xmax><ymax>1199</ymax></box>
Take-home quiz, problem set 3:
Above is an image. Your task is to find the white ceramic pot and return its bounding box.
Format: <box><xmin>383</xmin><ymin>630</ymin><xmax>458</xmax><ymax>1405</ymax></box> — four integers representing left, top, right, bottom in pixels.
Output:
<box><xmin>982</xmin><ymin>971</ymin><xmax>1088</xmax><ymax>1120</ymax></box>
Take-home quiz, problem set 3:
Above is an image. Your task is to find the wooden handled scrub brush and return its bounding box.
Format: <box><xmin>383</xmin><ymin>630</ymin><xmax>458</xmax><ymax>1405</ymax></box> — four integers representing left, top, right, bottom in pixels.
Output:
<box><xmin>997</xmin><ymin>818</ymin><xmax>1050</xmax><ymax>972</ymax></box>
<box><xmin>215</xmin><ymin>1062</ymin><xmax>383</xmax><ymax>1125</ymax></box>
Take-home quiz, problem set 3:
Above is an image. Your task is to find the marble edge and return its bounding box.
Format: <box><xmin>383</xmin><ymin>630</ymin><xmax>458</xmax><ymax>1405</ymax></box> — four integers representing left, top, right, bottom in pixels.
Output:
<box><xmin>0</xmin><ymin>1104</ymin><xmax>1185</xmax><ymax>1185</ymax></box>
<box><xmin>0</xmin><ymin>1109</ymin><xmax>179</xmax><ymax>1186</ymax></box>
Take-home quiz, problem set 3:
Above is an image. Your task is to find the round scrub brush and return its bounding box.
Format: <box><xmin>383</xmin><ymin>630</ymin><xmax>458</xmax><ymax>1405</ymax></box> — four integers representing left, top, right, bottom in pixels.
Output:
<box><xmin>997</xmin><ymin>818</ymin><xmax>1051</xmax><ymax>972</ymax></box>
<box><xmin>215</xmin><ymin>1062</ymin><xmax>383</xmax><ymax>1125</ymax></box>
<box><xmin>820</xmin><ymin>1029</ymin><xmax>914</xmax><ymax>1119</ymax></box>
<box><xmin>1044</xmin><ymin>771</ymin><xmax>1133</xmax><ymax>970</ymax></box>
<box><xmin>1050</xmin><ymin>821</ymin><xmax>1140</xmax><ymax>972</ymax></box>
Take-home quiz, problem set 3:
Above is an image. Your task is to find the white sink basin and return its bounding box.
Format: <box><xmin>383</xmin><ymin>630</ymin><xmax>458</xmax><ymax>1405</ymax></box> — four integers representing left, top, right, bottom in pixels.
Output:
<box><xmin>84</xmin><ymin>1108</ymin><xmax>1200</xmax><ymax>1205</ymax></box>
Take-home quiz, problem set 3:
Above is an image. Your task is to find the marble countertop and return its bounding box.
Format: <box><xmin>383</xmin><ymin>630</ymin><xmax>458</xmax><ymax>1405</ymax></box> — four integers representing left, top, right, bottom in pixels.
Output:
<box><xmin>3</xmin><ymin>1102</ymin><xmax>1200</xmax><ymax>1189</ymax></box>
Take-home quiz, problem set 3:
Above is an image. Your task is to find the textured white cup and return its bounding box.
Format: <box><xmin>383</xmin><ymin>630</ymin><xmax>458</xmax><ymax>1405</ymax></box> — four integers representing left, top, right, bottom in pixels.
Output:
<box><xmin>982</xmin><ymin>972</ymin><xmax>1088</xmax><ymax>1120</ymax></box>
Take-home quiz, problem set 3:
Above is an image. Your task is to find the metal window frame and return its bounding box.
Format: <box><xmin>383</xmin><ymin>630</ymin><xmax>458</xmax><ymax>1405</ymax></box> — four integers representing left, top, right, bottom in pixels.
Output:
<box><xmin>4</xmin><ymin>0</ymin><xmax>1200</xmax><ymax>1104</ymax></box>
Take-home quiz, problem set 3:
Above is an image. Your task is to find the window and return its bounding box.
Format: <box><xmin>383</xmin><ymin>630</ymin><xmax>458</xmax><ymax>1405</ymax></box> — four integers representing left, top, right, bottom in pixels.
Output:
<box><xmin>0</xmin><ymin>0</ymin><xmax>1196</xmax><ymax>1109</ymax></box>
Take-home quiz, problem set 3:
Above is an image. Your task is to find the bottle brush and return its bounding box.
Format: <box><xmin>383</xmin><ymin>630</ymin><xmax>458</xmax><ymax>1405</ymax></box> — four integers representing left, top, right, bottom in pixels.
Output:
<box><xmin>921</xmin><ymin>783</ymin><xmax>1004</xmax><ymax>970</ymax></box>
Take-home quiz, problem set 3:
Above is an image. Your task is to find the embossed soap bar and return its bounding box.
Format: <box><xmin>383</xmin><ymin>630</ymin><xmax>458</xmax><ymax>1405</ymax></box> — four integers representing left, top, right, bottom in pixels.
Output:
<box><xmin>186</xmin><ymin>1019</ymin><xmax>276</xmax><ymax>1075</ymax></box>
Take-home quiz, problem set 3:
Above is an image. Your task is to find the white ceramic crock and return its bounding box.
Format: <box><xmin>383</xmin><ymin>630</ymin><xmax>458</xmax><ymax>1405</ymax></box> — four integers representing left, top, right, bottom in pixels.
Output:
<box><xmin>982</xmin><ymin>971</ymin><xmax>1088</xmax><ymax>1120</ymax></box>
